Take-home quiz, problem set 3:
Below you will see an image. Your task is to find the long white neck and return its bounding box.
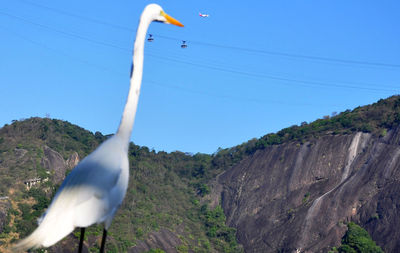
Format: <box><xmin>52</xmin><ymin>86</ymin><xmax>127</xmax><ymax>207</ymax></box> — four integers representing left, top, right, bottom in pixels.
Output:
<box><xmin>116</xmin><ymin>15</ymin><xmax>151</xmax><ymax>150</ymax></box>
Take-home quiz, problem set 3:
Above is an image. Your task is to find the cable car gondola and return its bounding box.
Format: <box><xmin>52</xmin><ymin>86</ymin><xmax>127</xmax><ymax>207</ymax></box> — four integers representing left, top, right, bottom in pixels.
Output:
<box><xmin>147</xmin><ymin>34</ymin><xmax>154</xmax><ymax>42</ymax></box>
<box><xmin>181</xmin><ymin>40</ymin><xmax>187</xmax><ymax>48</ymax></box>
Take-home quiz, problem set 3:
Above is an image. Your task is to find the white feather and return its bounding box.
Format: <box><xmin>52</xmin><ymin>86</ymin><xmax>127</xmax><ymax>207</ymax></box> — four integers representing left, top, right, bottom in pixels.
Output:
<box><xmin>13</xmin><ymin>136</ymin><xmax>129</xmax><ymax>250</ymax></box>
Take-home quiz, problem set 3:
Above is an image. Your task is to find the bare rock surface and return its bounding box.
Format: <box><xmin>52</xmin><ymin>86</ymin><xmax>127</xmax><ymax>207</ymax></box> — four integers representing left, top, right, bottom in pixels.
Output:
<box><xmin>41</xmin><ymin>146</ymin><xmax>79</xmax><ymax>184</ymax></box>
<box><xmin>219</xmin><ymin>128</ymin><xmax>400</xmax><ymax>252</ymax></box>
<box><xmin>129</xmin><ymin>228</ymin><xmax>182</xmax><ymax>253</ymax></box>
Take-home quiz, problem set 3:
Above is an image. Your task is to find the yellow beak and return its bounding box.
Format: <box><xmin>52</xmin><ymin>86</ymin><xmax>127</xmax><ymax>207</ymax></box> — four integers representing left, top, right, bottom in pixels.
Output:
<box><xmin>161</xmin><ymin>11</ymin><xmax>184</xmax><ymax>27</ymax></box>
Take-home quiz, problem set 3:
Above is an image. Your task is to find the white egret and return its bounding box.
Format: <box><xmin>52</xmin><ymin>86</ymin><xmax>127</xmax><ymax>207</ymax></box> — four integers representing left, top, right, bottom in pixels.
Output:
<box><xmin>12</xmin><ymin>4</ymin><xmax>183</xmax><ymax>252</ymax></box>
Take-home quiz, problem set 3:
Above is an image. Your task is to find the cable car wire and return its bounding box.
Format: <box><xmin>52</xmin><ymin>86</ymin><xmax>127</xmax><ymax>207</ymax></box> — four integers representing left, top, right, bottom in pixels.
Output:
<box><xmin>12</xmin><ymin>0</ymin><xmax>400</xmax><ymax>69</ymax></box>
<box><xmin>154</xmin><ymin>34</ymin><xmax>400</xmax><ymax>69</ymax></box>
<box><xmin>15</xmin><ymin>0</ymin><xmax>135</xmax><ymax>32</ymax></box>
<box><xmin>0</xmin><ymin>10</ymin><xmax>399</xmax><ymax>94</ymax></box>
<box><xmin>0</xmin><ymin>11</ymin><xmax>129</xmax><ymax>52</ymax></box>
<box><xmin>0</xmin><ymin>23</ymin><xmax>341</xmax><ymax>108</ymax></box>
<box><xmin>145</xmin><ymin>53</ymin><xmax>398</xmax><ymax>93</ymax></box>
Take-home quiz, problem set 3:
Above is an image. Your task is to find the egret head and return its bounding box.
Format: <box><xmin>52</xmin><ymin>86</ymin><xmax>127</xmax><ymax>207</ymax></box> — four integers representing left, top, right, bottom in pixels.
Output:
<box><xmin>144</xmin><ymin>4</ymin><xmax>184</xmax><ymax>27</ymax></box>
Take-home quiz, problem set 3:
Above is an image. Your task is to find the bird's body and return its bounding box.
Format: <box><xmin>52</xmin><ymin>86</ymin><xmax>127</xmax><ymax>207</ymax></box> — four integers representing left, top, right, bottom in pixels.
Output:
<box><xmin>13</xmin><ymin>4</ymin><xmax>183</xmax><ymax>252</ymax></box>
<box><xmin>14</xmin><ymin>134</ymin><xmax>129</xmax><ymax>249</ymax></box>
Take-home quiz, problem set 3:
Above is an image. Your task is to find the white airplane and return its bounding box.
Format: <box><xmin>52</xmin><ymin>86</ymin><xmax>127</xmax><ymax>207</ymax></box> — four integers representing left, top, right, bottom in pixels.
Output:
<box><xmin>199</xmin><ymin>12</ymin><xmax>209</xmax><ymax>17</ymax></box>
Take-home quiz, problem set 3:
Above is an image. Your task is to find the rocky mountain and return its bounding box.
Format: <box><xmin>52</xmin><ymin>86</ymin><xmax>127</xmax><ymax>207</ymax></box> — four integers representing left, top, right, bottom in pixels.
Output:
<box><xmin>218</xmin><ymin>128</ymin><xmax>400</xmax><ymax>252</ymax></box>
<box><xmin>214</xmin><ymin>96</ymin><xmax>400</xmax><ymax>252</ymax></box>
<box><xmin>2</xmin><ymin>95</ymin><xmax>400</xmax><ymax>252</ymax></box>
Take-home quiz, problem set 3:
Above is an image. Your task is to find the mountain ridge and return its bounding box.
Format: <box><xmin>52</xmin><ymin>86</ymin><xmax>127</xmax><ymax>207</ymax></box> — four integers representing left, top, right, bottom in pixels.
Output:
<box><xmin>1</xmin><ymin>95</ymin><xmax>400</xmax><ymax>252</ymax></box>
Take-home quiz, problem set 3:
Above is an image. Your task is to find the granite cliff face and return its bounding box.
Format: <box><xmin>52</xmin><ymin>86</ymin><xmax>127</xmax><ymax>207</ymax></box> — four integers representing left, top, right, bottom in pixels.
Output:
<box><xmin>41</xmin><ymin>145</ymin><xmax>79</xmax><ymax>184</ymax></box>
<box><xmin>129</xmin><ymin>228</ymin><xmax>183</xmax><ymax>253</ymax></box>
<box><xmin>218</xmin><ymin>128</ymin><xmax>400</xmax><ymax>252</ymax></box>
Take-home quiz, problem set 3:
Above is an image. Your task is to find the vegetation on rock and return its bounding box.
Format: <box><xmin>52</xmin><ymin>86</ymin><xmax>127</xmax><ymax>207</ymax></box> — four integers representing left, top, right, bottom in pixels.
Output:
<box><xmin>330</xmin><ymin>222</ymin><xmax>384</xmax><ymax>253</ymax></box>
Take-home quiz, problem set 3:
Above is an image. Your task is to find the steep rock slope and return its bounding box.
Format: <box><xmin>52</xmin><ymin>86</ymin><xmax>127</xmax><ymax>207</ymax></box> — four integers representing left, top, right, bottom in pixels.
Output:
<box><xmin>219</xmin><ymin>128</ymin><xmax>400</xmax><ymax>252</ymax></box>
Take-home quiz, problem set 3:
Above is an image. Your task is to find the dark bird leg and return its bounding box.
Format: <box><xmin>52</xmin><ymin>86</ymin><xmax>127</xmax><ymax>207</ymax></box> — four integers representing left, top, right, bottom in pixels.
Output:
<box><xmin>99</xmin><ymin>228</ymin><xmax>107</xmax><ymax>253</ymax></box>
<box><xmin>78</xmin><ymin>227</ymin><xmax>85</xmax><ymax>253</ymax></box>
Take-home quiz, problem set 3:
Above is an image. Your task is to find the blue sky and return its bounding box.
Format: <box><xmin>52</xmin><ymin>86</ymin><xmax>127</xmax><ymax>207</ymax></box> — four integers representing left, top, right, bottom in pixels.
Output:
<box><xmin>1</xmin><ymin>0</ymin><xmax>400</xmax><ymax>154</ymax></box>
